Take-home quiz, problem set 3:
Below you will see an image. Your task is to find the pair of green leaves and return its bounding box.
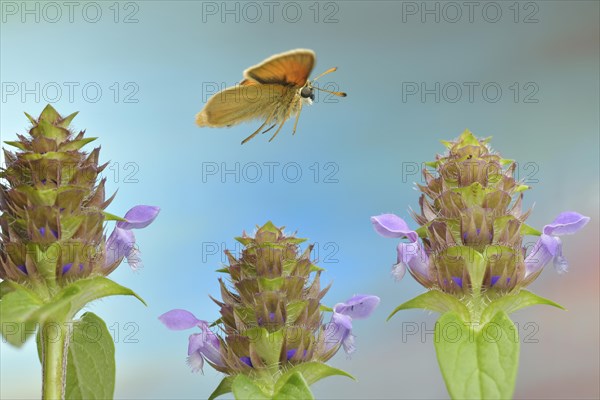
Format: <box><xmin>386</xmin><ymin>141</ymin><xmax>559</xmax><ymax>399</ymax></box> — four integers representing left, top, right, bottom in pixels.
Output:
<box><xmin>209</xmin><ymin>362</ymin><xmax>354</xmax><ymax>400</ymax></box>
<box><xmin>0</xmin><ymin>276</ymin><xmax>144</xmax><ymax>399</ymax></box>
<box><xmin>388</xmin><ymin>289</ymin><xmax>563</xmax><ymax>399</ymax></box>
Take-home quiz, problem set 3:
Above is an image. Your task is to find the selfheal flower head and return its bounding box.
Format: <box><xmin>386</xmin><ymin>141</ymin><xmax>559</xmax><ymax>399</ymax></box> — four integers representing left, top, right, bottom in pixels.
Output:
<box><xmin>0</xmin><ymin>105</ymin><xmax>159</xmax><ymax>290</ymax></box>
<box><xmin>160</xmin><ymin>222</ymin><xmax>379</xmax><ymax>381</ymax></box>
<box><xmin>372</xmin><ymin>130</ymin><xmax>589</xmax><ymax>297</ymax></box>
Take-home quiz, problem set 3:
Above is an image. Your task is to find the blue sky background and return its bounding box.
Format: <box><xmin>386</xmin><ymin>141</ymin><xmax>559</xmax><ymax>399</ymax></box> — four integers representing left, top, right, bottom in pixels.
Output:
<box><xmin>1</xmin><ymin>1</ymin><xmax>599</xmax><ymax>398</ymax></box>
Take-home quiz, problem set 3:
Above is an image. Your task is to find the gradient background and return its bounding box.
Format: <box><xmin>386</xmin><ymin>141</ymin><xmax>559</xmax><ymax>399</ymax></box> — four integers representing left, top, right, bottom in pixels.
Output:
<box><xmin>1</xmin><ymin>1</ymin><xmax>598</xmax><ymax>399</ymax></box>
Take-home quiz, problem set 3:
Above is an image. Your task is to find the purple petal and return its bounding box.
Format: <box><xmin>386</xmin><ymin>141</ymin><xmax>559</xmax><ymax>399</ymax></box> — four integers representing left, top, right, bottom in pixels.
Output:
<box><xmin>371</xmin><ymin>214</ymin><xmax>418</xmax><ymax>242</ymax></box>
<box><xmin>543</xmin><ymin>211</ymin><xmax>590</xmax><ymax>236</ymax></box>
<box><xmin>188</xmin><ymin>332</ymin><xmax>221</xmax><ymax>362</ymax></box>
<box><xmin>524</xmin><ymin>235</ymin><xmax>556</xmax><ymax>276</ymax></box>
<box><xmin>240</xmin><ymin>356</ymin><xmax>253</xmax><ymax>367</ymax></box>
<box><xmin>17</xmin><ymin>265</ymin><xmax>27</xmax><ymax>275</ymax></box>
<box><xmin>451</xmin><ymin>277</ymin><xmax>463</xmax><ymax>288</ymax></box>
<box><xmin>333</xmin><ymin>294</ymin><xmax>380</xmax><ymax>319</ymax></box>
<box><xmin>286</xmin><ymin>348</ymin><xmax>307</xmax><ymax>361</ymax></box>
<box><xmin>491</xmin><ymin>276</ymin><xmax>500</xmax><ymax>286</ymax></box>
<box><xmin>391</xmin><ymin>262</ymin><xmax>407</xmax><ymax>281</ymax></box>
<box><xmin>105</xmin><ymin>227</ymin><xmax>135</xmax><ymax>268</ymax></box>
<box><xmin>159</xmin><ymin>309</ymin><xmax>202</xmax><ymax>330</ymax></box>
<box><xmin>117</xmin><ymin>205</ymin><xmax>160</xmax><ymax>230</ymax></box>
<box><xmin>324</xmin><ymin>312</ymin><xmax>352</xmax><ymax>352</ymax></box>
<box><xmin>397</xmin><ymin>241</ymin><xmax>429</xmax><ymax>279</ymax></box>
<box><xmin>187</xmin><ymin>352</ymin><xmax>205</xmax><ymax>374</ymax></box>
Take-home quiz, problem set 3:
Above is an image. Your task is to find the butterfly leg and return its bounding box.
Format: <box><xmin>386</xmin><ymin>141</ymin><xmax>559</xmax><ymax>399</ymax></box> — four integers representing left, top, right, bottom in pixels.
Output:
<box><xmin>241</xmin><ymin>110</ymin><xmax>276</xmax><ymax>144</ymax></box>
<box><xmin>262</xmin><ymin>124</ymin><xmax>277</xmax><ymax>134</ymax></box>
<box><xmin>292</xmin><ymin>101</ymin><xmax>303</xmax><ymax>135</ymax></box>
<box><xmin>268</xmin><ymin>102</ymin><xmax>295</xmax><ymax>142</ymax></box>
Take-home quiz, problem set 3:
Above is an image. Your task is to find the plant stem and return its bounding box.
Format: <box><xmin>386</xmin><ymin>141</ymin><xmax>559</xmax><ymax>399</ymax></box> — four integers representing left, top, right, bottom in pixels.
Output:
<box><xmin>41</xmin><ymin>321</ymin><xmax>69</xmax><ymax>399</ymax></box>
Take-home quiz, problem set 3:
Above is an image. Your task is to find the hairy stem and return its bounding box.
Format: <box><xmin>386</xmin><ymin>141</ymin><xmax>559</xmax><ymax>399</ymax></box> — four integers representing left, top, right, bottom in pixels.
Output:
<box><xmin>41</xmin><ymin>321</ymin><xmax>69</xmax><ymax>399</ymax></box>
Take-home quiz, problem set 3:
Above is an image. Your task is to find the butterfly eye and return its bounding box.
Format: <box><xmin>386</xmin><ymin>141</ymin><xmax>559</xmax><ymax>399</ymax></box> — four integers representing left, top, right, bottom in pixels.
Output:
<box><xmin>300</xmin><ymin>86</ymin><xmax>314</xmax><ymax>99</ymax></box>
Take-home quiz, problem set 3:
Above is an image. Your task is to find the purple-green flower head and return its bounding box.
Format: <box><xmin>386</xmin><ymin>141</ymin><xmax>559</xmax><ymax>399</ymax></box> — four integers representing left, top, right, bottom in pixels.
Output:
<box><xmin>325</xmin><ymin>294</ymin><xmax>380</xmax><ymax>354</ymax></box>
<box><xmin>0</xmin><ymin>105</ymin><xmax>160</xmax><ymax>287</ymax></box>
<box><xmin>159</xmin><ymin>309</ymin><xmax>224</xmax><ymax>374</ymax></box>
<box><xmin>105</xmin><ymin>205</ymin><xmax>160</xmax><ymax>274</ymax></box>
<box><xmin>159</xmin><ymin>222</ymin><xmax>380</xmax><ymax>386</ymax></box>
<box><xmin>525</xmin><ymin>212</ymin><xmax>590</xmax><ymax>278</ymax></box>
<box><xmin>371</xmin><ymin>130</ymin><xmax>590</xmax><ymax>297</ymax></box>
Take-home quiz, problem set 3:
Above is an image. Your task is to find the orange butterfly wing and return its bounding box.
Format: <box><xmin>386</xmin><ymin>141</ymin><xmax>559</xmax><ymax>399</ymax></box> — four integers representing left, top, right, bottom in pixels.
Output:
<box><xmin>243</xmin><ymin>49</ymin><xmax>315</xmax><ymax>88</ymax></box>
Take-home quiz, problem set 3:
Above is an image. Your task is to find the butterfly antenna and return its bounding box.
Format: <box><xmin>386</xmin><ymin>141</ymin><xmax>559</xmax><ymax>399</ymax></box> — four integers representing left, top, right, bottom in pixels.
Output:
<box><xmin>312</xmin><ymin>67</ymin><xmax>338</xmax><ymax>82</ymax></box>
<box><xmin>313</xmin><ymin>85</ymin><xmax>347</xmax><ymax>97</ymax></box>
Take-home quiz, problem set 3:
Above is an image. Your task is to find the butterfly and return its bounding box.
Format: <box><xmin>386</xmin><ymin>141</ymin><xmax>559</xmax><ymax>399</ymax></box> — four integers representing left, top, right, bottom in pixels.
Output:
<box><xmin>196</xmin><ymin>49</ymin><xmax>346</xmax><ymax>144</ymax></box>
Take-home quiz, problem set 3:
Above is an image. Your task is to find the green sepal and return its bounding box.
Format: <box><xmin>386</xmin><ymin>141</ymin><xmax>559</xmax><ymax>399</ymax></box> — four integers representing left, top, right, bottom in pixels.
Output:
<box><xmin>231</xmin><ymin>374</ymin><xmax>270</xmax><ymax>400</ymax></box>
<box><xmin>101</xmin><ymin>211</ymin><xmax>127</xmax><ymax>222</ymax></box>
<box><xmin>319</xmin><ymin>304</ymin><xmax>333</xmax><ymax>313</ymax></box>
<box><xmin>4</xmin><ymin>141</ymin><xmax>28</xmax><ymax>151</ymax></box>
<box><xmin>18</xmin><ymin>186</ymin><xmax>57</xmax><ymax>206</ymax></box>
<box><xmin>480</xmin><ymin>290</ymin><xmax>564</xmax><ymax>325</ymax></box>
<box><xmin>24</xmin><ymin>112</ymin><xmax>37</xmax><ymax>124</ymax></box>
<box><xmin>59</xmin><ymin>137</ymin><xmax>97</xmax><ymax>152</ymax></box>
<box><xmin>58</xmin><ymin>111</ymin><xmax>79</xmax><ymax>128</ymax></box>
<box><xmin>39</xmin><ymin>104</ymin><xmax>62</xmax><ymax>124</ymax></box>
<box><xmin>30</xmin><ymin>276</ymin><xmax>146</xmax><ymax>323</ymax></box>
<box><xmin>520</xmin><ymin>223</ymin><xmax>542</xmax><ymax>236</ymax></box>
<box><xmin>273</xmin><ymin>371</ymin><xmax>314</xmax><ymax>400</ymax></box>
<box><xmin>455</xmin><ymin>129</ymin><xmax>480</xmax><ymax>146</ymax></box>
<box><xmin>434</xmin><ymin>310</ymin><xmax>519</xmax><ymax>399</ymax></box>
<box><xmin>515</xmin><ymin>184</ymin><xmax>530</xmax><ymax>192</ymax></box>
<box><xmin>387</xmin><ymin>290</ymin><xmax>470</xmax><ymax>322</ymax></box>
<box><xmin>245</xmin><ymin>328</ymin><xmax>283</xmax><ymax>367</ymax></box>
<box><xmin>0</xmin><ymin>281</ymin><xmax>44</xmax><ymax>347</ymax></box>
<box><xmin>33</xmin><ymin>118</ymin><xmax>69</xmax><ymax>141</ymax></box>
<box><xmin>274</xmin><ymin>362</ymin><xmax>354</xmax><ymax>394</ymax></box>
<box><xmin>453</xmin><ymin>182</ymin><xmax>487</xmax><ymax>206</ymax></box>
<box><xmin>208</xmin><ymin>376</ymin><xmax>235</xmax><ymax>400</ymax></box>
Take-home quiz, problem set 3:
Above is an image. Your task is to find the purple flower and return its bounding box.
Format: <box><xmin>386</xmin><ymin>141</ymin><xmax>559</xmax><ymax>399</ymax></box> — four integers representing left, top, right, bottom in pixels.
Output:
<box><xmin>159</xmin><ymin>309</ymin><xmax>224</xmax><ymax>373</ymax></box>
<box><xmin>371</xmin><ymin>214</ymin><xmax>418</xmax><ymax>242</ymax></box>
<box><xmin>525</xmin><ymin>211</ymin><xmax>590</xmax><ymax>277</ymax></box>
<box><xmin>324</xmin><ymin>294</ymin><xmax>380</xmax><ymax>355</ymax></box>
<box><xmin>105</xmin><ymin>205</ymin><xmax>160</xmax><ymax>271</ymax></box>
<box><xmin>372</xmin><ymin>214</ymin><xmax>429</xmax><ymax>281</ymax></box>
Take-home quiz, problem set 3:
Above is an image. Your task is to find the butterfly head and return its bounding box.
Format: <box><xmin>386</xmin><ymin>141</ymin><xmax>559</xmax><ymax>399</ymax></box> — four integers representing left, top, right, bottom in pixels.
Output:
<box><xmin>300</xmin><ymin>85</ymin><xmax>315</xmax><ymax>102</ymax></box>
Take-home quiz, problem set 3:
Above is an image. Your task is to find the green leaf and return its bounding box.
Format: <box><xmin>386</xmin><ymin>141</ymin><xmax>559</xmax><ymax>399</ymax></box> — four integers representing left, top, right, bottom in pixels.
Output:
<box><xmin>65</xmin><ymin>312</ymin><xmax>115</xmax><ymax>400</ymax></box>
<box><xmin>435</xmin><ymin>311</ymin><xmax>519</xmax><ymax>399</ymax></box>
<box><xmin>387</xmin><ymin>290</ymin><xmax>470</xmax><ymax>322</ymax></box>
<box><xmin>231</xmin><ymin>374</ymin><xmax>270</xmax><ymax>400</ymax></box>
<box><xmin>31</xmin><ymin>277</ymin><xmax>146</xmax><ymax>323</ymax></box>
<box><xmin>0</xmin><ymin>281</ymin><xmax>43</xmax><ymax>347</ymax></box>
<box><xmin>274</xmin><ymin>362</ymin><xmax>354</xmax><ymax>393</ymax></box>
<box><xmin>481</xmin><ymin>290</ymin><xmax>564</xmax><ymax>324</ymax></box>
<box><xmin>274</xmin><ymin>371</ymin><xmax>314</xmax><ymax>400</ymax></box>
<box><xmin>208</xmin><ymin>376</ymin><xmax>235</xmax><ymax>400</ymax></box>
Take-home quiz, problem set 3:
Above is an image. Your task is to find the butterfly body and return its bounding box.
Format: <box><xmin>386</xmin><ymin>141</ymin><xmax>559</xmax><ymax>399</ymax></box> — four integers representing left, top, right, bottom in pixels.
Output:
<box><xmin>196</xmin><ymin>49</ymin><xmax>345</xmax><ymax>144</ymax></box>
